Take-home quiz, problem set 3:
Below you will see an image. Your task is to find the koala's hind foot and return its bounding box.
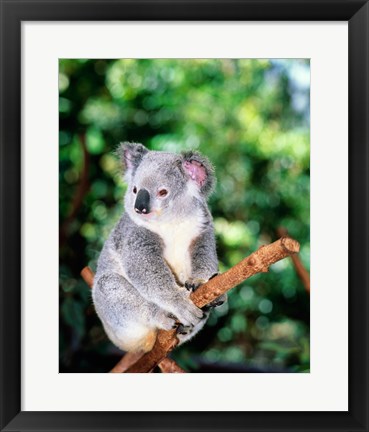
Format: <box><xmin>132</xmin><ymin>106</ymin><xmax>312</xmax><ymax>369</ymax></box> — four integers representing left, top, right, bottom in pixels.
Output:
<box><xmin>151</xmin><ymin>310</ymin><xmax>180</xmax><ymax>331</ymax></box>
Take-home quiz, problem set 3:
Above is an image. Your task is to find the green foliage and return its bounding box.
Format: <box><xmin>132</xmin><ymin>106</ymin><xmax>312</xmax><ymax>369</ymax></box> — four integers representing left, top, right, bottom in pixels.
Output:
<box><xmin>59</xmin><ymin>59</ymin><xmax>310</xmax><ymax>373</ymax></box>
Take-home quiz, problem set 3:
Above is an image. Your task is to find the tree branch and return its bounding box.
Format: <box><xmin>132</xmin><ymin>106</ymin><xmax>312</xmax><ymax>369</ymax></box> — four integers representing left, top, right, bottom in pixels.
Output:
<box><xmin>60</xmin><ymin>133</ymin><xmax>90</xmax><ymax>246</ymax></box>
<box><xmin>277</xmin><ymin>227</ymin><xmax>310</xmax><ymax>293</ymax></box>
<box><xmin>110</xmin><ymin>351</ymin><xmax>144</xmax><ymax>373</ymax></box>
<box><xmin>81</xmin><ymin>236</ymin><xmax>300</xmax><ymax>373</ymax></box>
<box><xmin>158</xmin><ymin>358</ymin><xmax>187</xmax><ymax>373</ymax></box>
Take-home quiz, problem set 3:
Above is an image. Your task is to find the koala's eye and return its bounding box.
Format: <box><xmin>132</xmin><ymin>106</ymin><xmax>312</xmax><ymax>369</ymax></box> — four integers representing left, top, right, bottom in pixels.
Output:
<box><xmin>133</xmin><ymin>186</ymin><xmax>137</xmax><ymax>194</ymax></box>
<box><xmin>158</xmin><ymin>188</ymin><xmax>168</xmax><ymax>197</ymax></box>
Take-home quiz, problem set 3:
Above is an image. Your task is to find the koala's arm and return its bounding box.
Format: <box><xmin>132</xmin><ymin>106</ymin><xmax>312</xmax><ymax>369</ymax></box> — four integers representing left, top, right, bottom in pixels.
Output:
<box><xmin>189</xmin><ymin>225</ymin><xmax>227</xmax><ymax>307</ymax></box>
<box><xmin>122</xmin><ymin>225</ymin><xmax>204</xmax><ymax>327</ymax></box>
<box><xmin>190</xmin><ymin>225</ymin><xmax>218</xmax><ymax>281</ymax></box>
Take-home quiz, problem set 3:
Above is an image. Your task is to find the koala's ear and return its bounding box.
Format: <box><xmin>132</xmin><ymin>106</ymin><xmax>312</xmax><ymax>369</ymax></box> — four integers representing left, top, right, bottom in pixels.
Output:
<box><xmin>117</xmin><ymin>142</ymin><xmax>148</xmax><ymax>181</ymax></box>
<box><xmin>181</xmin><ymin>151</ymin><xmax>216</xmax><ymax>197</ymax></box>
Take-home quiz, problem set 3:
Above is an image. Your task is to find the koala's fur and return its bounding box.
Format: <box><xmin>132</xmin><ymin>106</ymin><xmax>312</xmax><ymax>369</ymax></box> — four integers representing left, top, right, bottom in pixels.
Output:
<box><xmin>92</xmin><ymin>143</ymin><xmax>226</xmax><ymax>353</ymax></box>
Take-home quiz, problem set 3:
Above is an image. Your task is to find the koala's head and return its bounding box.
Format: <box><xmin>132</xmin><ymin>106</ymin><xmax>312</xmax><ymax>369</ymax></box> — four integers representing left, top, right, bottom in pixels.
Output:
<box><xmin>118</xmin><ymin>142</ymin><xmax>215</xmax><ymax>224</ymax></box>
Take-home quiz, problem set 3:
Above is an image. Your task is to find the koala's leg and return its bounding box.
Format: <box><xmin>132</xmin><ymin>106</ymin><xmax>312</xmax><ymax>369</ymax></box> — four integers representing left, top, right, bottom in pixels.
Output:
<box><xmin>93</xmin><ymin>273</ymin><xmax>176</xmax><ymax>353</ymax></box>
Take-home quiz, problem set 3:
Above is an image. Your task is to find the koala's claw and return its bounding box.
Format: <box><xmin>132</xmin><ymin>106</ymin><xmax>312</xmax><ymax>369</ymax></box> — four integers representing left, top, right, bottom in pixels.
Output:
<box><xmin>164</xmin><ymin>313</ymin><xmax>179</xmax><ymax>329</ymax></box>
<box><xmin>211</xmin><ymin>298</ymin><xmax>225</xmax><ymax>307</ymax></box>
<box><xmin>155</xmin><ymin>311</ymin><xmax>180</xmax><ymax>331</ymax></box>
<box><xmin>177</xmin><ymin>324</ymin><xmax>193</xmax><ymax>335</ymax></box>
<box><xmin>184</xmin><ymin>278</ymin><xmax>206</xmax><ymax>292</ymax></box>
<box><xmin>184</xmin><ymin>281</ymin><xmax>195</xmax><ymax>292</ymax></box>
<box><xmin>202</xmin><ymin>293</ymin><xmax>227</xmax><ymax>311</ymax></box>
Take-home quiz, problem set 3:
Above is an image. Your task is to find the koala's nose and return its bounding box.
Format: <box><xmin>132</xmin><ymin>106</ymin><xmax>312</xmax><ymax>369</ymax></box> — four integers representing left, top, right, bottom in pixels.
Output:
<box><xmin>134</xmin><ymin>188</ymin><xmax>151</xmax><ymax>214</ymax></box>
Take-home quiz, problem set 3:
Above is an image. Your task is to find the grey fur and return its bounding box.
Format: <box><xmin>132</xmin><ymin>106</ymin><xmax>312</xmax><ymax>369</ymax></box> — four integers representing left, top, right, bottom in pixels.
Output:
<box><xmin>92</xmin><ymin>143</ymin><xmax>227</xmax><ymax>353</ymax></box>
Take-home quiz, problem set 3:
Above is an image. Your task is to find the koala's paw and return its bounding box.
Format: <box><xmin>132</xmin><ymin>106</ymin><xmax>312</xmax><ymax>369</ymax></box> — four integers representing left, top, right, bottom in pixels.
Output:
<box><xmin>203</xmin><ymin>293</ymin><xmax>227</xmax><ymax>311</ymax></box>
<box><xmin>176</xmin><ymin>324</ymin><xmax>193</xmax><ymax>335</ymax></box>
<box><xmin>185</xmin><ymin>272</ymin><xmax>219</xmax><ymax>292</ymax></box>
<box><xmin>184</xmin><ymin>277</ymin><xmax>207</xmax><ymax>292</ymax></box>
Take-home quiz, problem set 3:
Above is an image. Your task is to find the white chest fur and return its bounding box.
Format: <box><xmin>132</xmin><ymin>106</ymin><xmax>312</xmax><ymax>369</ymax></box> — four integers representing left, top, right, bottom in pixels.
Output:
<box><xmin>149</xmin><ymin>215</ymin><xmax>203</xmax><ymax>284</ymax></box>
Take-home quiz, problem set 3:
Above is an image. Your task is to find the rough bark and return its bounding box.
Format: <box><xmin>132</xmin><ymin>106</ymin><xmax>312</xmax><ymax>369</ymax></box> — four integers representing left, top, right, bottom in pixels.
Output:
<box><xmin>81</xmin><ymin>236</ymin><xmax>300</xmax><ymax>373</ymax></box>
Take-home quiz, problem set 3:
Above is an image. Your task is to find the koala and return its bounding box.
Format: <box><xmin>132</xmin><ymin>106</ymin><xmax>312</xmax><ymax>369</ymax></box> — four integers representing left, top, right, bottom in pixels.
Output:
<box><xmin>92</xmin><ymin>143</ymin><xmax>226</xmax><ymax>354</ymax></box>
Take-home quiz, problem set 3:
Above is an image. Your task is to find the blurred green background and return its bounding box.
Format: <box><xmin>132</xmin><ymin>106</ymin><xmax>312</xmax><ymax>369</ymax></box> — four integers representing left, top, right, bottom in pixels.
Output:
<box><xmin>59</xmin><ymin>59</ymin><xmax>310</xmax><ymax>373</ymax></box>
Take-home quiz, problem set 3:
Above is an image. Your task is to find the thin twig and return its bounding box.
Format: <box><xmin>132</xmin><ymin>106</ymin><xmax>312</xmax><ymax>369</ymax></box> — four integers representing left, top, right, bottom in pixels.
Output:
<box><xmin>277</xmin><ymin>228</ymin><xmax>310</xmax><ymax>293</ymax></box>
<box><xmin>60</xmin><ymin>133</ymin><xmax>90</xmax><ymax>246</ymax></box>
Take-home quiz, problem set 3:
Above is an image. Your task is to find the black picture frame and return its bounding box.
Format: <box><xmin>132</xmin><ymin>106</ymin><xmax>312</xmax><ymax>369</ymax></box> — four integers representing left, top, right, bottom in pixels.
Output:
<box><xmin>1</xmin><ymin>1</ymin><xmax>368</xmax><ymax>431</ymax></box>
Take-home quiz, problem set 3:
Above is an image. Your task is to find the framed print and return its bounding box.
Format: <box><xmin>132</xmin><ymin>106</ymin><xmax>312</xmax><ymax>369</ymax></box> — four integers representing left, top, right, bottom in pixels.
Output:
<box><xmin>59</xmin><ymin>57</ymin><xmax>311</xmax><ymax>376</ymax></box>
<box><xmin>1</xmin><ymin>0</ymin><xmax>368</xmax><ymax>431</ymax></box>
